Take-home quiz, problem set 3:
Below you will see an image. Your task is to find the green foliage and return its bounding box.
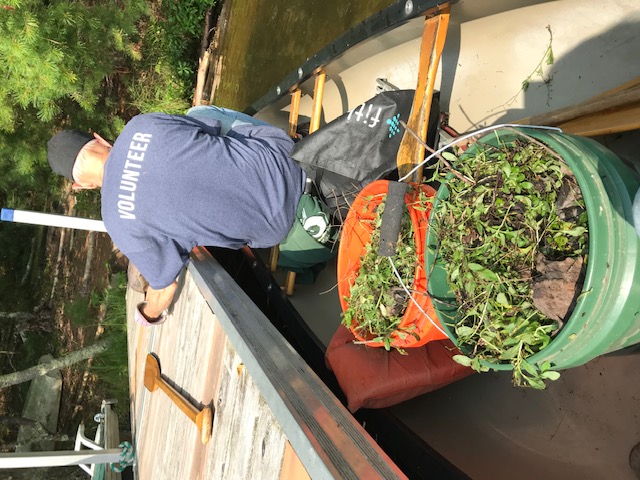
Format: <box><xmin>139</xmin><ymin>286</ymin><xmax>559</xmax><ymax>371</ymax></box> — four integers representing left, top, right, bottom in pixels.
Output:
<box><xmin>65</xmin><ymin>295</ymin><xmax>92</xmax><ymax>326</ymax></box>
<box><xmin>137</xmin><ymin>0</ymin><xmax>212</xmax><ymax>111</ymax></box>
<box><xmin>126</xmin><ymin>62</ymin><xmax>192</xmax><ymax>115</ymax></box>
<box><xmin>74</xmin><ymin>187</ymin><xmax>102</xmax><ymax>219</ymax></box>
<box><xmin>90</xmin><ymin>272</ymin><xmax>130</xmax><ymax>411</ymax></box>
<box><xmin>0</xmin><ymin>0</ymin><xmax>212</xmax><ymax>312</ymax></box>
<box><xmin>342</xmin><ymin>196</ymin><xmax>419</xmax><ymax>351</ymax></box>
<box><xmin>159</xmin><ymin>0</ymin><xmax>211</xmax><ymax>93</ymax></box>
<box><xmin>0</xmin><ymin>0</ymin><xmax>148</xmax><ymax>125</ymax></box>
<box><xmin>433</xmin><ymin>134</ymin><xmax>588</xmax><ymax>388</ymax></box>
<box><xmin>0</xmin><ymin>0</ymin><xmax>211</xmax><ymax>193</ymax></box>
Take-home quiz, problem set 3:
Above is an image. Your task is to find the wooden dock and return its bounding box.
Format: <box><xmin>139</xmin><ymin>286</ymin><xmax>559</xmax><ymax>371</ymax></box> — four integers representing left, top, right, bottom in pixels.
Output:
<box><xmin>126</xmin><ymin>246</ymin><xmax>406</xmax><ymax>479</ymax></box>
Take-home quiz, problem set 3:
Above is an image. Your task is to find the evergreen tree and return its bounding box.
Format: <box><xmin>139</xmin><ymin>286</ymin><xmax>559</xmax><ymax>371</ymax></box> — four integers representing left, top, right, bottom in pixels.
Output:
<box><xmin>0</xmin><ymin>0</ymin><xmax>148</xmax><ymax>188</ymax></box>
<box><xmin>0</xmin><ymin>0</ymin><xmax>208</xmax><ymax>295</ymax></box>
<box><xmin>0</xmin><ymin>0</ymin><xmax>146</xmax><ymax>124</ymax></box>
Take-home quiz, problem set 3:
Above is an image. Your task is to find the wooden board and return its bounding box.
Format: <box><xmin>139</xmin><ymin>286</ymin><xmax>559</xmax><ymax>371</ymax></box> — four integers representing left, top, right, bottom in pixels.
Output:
<box><xmin>127</xmin><ymin>270</ymin><xmax>288</xmax><ymax>480</ymax></box>
<box><xmin>517</xmin><ymin>76</ymin><xmax>640</xmax><ymax>136</ymax></box>
<box><xmin>126</xmin><ymin>247</ymin><xmax>408</xmax><ymax>479</ymax></box>
<box><xmin>204</xmin><ymin>338</ymin><xmax>287</xmax><ymax>479</ymax></box>
<box><xmin>557</xmin><ymin>102</ymin><xmax>640</xmax><ymax>137</ymax></box>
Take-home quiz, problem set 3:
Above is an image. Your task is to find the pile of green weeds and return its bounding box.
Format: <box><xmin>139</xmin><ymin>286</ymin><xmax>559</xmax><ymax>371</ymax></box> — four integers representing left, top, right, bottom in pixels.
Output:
<box><xmin>433</xmin><ymin>134</ymin><xmax>588</xmax><ymax>388</ymax></box>
<box><xmin>342</xmin><ymin>198</ymin><xmax>418</xmax><ymax>351</ymax></box>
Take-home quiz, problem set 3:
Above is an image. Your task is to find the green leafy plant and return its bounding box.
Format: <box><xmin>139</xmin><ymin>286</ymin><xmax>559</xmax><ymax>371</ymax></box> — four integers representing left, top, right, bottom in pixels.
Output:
<box><xmin>89</xmin><ymin>272</ymin><xmax>130</xmax><ymax>418</ymax></box>
<box><xmin>342</xmin><ymin>196</ymin><xmax>420</xmax><ymax>352</ymax></box>
<box><xmin>0</xmin><ymin>0</ymin><xmax>213</xmax><ymax>311</ymax></box>
<box><xmin>521</xmin><ymin>25</ymin><xmax>555</xmax><ymax>94</ymax></box>
<box><xmin>495</xmin><ymin>25</ymin><xmax>555</xmax><ymax>110</ymax></box>
<box><xmin>0</xmin><ymin>0</ymin><xmax>212</xmax><ymax>193</ymax></box>
<box><xmin>432</xmin><ymin>131</ymin><xmax>588</xmax><ymax>388</ymax></box>
<box><xmin>64</xmin><ymin>295</ymin><xmax>92</xmax><ymax>326</ymax></box>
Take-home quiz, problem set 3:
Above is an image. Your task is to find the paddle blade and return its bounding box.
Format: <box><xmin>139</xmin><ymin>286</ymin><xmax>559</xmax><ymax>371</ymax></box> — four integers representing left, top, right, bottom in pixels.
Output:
<box><xmin>143</xmin><ymin>353</ymin><xmax>161</xmax><ymax>392</ymax></box>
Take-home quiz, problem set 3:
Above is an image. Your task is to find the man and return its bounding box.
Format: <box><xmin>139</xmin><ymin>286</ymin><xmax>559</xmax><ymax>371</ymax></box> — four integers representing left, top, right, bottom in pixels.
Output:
<box><xmin>47</xmin><ymin>107</ymin><xmax>307</xmax><ymax>326</ymax></box>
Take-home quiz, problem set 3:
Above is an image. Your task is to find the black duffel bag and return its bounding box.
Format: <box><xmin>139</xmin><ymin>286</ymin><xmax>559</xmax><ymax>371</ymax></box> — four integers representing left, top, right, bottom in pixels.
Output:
<box><xmin>291</xmin><ymin>89</ymin><xmax>439</xmax><ymax>221</ymax></box>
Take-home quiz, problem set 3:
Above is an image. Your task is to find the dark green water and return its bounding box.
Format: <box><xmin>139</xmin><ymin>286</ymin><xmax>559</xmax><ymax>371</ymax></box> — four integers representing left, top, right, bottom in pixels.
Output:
<box><xmin>212</xmin><ymin>0</ymin><xmax>395</xmax><ymax>109</ymax></box>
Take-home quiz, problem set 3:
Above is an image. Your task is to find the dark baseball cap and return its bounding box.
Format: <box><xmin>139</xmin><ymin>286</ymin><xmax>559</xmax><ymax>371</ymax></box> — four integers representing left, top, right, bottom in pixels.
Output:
<box><xmin>47</xmin><ymin>130</ymin><xmax>94</xmax><ymax>181</ymax></box>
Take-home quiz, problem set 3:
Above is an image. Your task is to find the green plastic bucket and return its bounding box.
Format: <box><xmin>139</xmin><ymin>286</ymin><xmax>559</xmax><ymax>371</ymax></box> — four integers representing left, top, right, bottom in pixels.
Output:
<box><xmin>425</xmin><ymin>128</ymin><xmax>640</xmax><ymax>370</ymax></box>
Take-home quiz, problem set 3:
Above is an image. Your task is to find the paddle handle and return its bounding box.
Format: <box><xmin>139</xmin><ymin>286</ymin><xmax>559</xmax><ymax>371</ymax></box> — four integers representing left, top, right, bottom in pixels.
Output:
<box><xmin>378</xmin><ymin>181</ymin><xmax>408</xmax><ymax>257</ymax></box>
<box><xmin>143</xmin><ymin>354</ymin><xmax>212</xmax><ymax>443</ymax></box>
<box><xmin>396</xmin><ymin>7</ymin><xmax>450</xmax><ymax>181</ymax></box>
<box><xmin>156</xmin><ymin>379</ymin><xmax>200</xmax><ymax>423</ymax></box>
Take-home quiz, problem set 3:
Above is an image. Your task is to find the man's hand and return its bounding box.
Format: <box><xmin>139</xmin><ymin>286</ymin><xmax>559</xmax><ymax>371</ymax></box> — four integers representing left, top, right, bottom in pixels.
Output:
<box><xmin>142</xmin><ymin>281</ymin><xmax>178</xmax><ymax>319</ymax></box>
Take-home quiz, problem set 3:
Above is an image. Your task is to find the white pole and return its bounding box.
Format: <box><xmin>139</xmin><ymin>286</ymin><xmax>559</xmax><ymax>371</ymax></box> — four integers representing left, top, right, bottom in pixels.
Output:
<box><xmin>0</xmin><ymin>449</ymin><xmax>123</xmax><ymax>468</ymax></box>
<box><xmin>1</xmin><ymin>208</ymin><xmax>107</xmax><ymax>233</ymax></box>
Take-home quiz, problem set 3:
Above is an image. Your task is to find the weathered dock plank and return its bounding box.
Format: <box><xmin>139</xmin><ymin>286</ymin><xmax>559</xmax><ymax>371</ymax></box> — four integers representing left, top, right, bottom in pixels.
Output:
<box><xmin>205</xmin><ymin>339</ymin><xmax>287</xmax><ymax>479</ymax></box>
<box><xmin>127</xmin><ymin>246</ymin><xmax>406</xmax><ymax>479</ymax></box>
<box><xmin>127</xmin><ymin>267</ymin><xmax>290</xmax><ymax>479</ymax></box>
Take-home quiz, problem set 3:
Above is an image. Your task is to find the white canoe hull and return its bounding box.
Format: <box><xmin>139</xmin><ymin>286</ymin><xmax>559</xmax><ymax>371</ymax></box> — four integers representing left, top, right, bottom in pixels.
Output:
<box><xmin>253</xmin><ymin>0</ymin><xmax>640</xmax><ymax>134</ymax></box>
<box><xmin>248</xmin><ymin>2</ymin><xmax>640</xmax><ymax>479</ymax></box>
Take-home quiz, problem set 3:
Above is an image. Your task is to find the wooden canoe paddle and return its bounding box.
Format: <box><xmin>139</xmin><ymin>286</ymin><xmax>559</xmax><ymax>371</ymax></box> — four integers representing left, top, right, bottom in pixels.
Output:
<box><xmin>378</xmin><ymin>5</ymin><xmax>450</xmax><ymax>256</ymax></box>
<box><xmin>144</xmin><ymin>353</ymin><xmax>213</xmax><ymax>444</ymax></box>
<box><xmin>397</xmin><ymin>5</ymin><xmax>450</xmax><ymax>182</ymax></box>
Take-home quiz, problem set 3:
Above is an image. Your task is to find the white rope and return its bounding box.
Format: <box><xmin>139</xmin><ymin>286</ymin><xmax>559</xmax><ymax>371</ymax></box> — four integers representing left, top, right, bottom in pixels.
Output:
<box><xmin>386</xmin><ymin>256</ymin><xmax>448</xmax><ymax>338</ymax></box>
<box><xmin>398</xmin><ymin>123</ymin><xmax>563</xmax><ymax>183</ymax></box>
